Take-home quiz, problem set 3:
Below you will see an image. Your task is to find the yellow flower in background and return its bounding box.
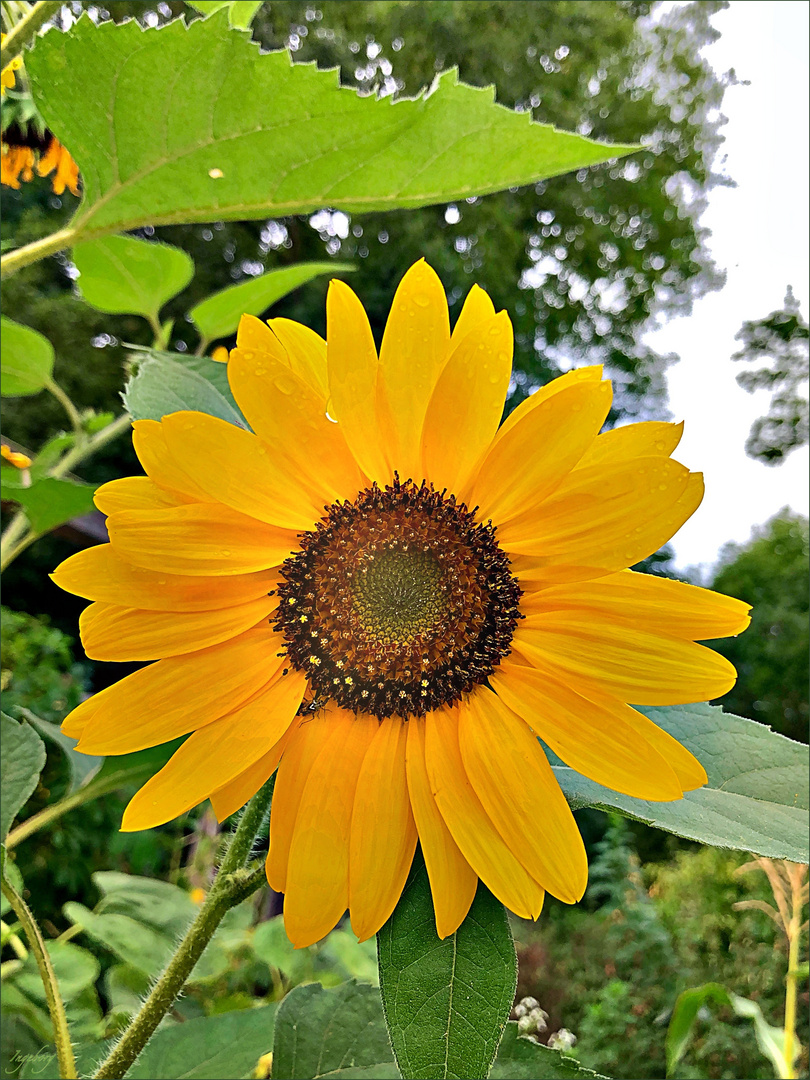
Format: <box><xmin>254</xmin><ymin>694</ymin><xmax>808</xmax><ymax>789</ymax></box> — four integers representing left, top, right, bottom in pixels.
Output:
<box><xmin>1</xmin><ymin>125</ymin><xmax>79</xmax><ymax>195</ymax></box>
<box><xmin>1</xmin><ymin>34</ymin><xmax>23</xmax><ymax>96</ymax></box>
<box><xmin>210</xmin><ymin>346</ymin><xmax>230</xmax><ymax>363</ymax></box>
<box><xmin>0</xmin><ymin>143</ymin><xmax>34</xmax><ymax>187</ymax></box>
<box><xmin>35</xmin><ymin>134</ymin><xmax>80</xmax><ymax>196</ymax></box>
<box><xmin>53</xmin><ymin>260</ymin><xmax>750</xmax><ymax>948</ymax></box>
<box><xmin>1</xmin><ymin>443</ymin><xmax>32</xmax><ymax>470</ymax></box>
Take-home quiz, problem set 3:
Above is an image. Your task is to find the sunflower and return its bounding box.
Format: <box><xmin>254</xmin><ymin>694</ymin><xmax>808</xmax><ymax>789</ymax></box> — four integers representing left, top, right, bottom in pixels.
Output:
<box><xmin>1</xmin><ymin>120</ymin><xmax>79</xmax><ymax>195</ymax></box>
<box><xmin>1</xmin><ymin>35</ymin><xmax>23</xmax><ymax>97</ymax></box>
<box><xmin>53</xmin><ymin>260</ymin><xmax>750</xmax><ymax>947</ymax></box>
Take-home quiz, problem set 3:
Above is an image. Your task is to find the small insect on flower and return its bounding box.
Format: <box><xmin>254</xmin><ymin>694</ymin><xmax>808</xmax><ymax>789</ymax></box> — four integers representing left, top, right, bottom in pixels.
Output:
<box><xmin>53</xmin><ymin>260</ymin><xmax>751</xmax><ymax>948</ymax></box>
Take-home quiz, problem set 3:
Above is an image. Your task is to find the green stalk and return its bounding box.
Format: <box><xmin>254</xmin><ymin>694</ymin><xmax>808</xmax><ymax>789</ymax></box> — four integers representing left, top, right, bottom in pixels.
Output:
<box><xmin>0</xmin><ymin>227</ymin><xmax>78</xmax><ymax>279</ymax></box>
<box><xmin>0</xmin><ymin>0</ymin><xmax>62</xmax><ymax>69</ymax></box>
<box><xmin>91</xmin><ymin>777</ymin><xmax>275</xmax><ymax>1080</ymax></box>
<box><xmin>1</xmin><ymin>876</ymin><xmax>77</xmax><ymax>1080</ymax></box>
<box><xmin>45</xmin><ymin>378</ymin><xmax>85</xmax><ymax>436</ymax></box>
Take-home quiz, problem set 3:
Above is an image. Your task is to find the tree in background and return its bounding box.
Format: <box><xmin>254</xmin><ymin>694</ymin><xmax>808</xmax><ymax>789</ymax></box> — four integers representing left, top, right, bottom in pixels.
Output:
<box><xmin>710</xmin><ymin>510</ymin><xmax>809</xmax><ymax>743</ymax></box>
<box><xmin>732</xmin><ymin>286</ymin><xmax>809</xmax><ymax>465</ymax></box>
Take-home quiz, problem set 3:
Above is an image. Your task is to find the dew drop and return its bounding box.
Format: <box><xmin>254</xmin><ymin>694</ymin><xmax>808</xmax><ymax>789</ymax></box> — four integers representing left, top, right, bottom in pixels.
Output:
<box><xmin>273</xmin><ymin>376</ymin><xmax>295</xmax><ymax>395</ymax></box>
<box><xmin>413</xmin><ymin>293</ymin><xmax>431</xmax><ymax>308</ymax></box>
<box><xmin>654</xmin><ymin>440</ymin><xmax>666</xmax><ymax>452</ymax></box>
<box><xmin>220</xmin><ymin>549</ymin><xmax>232</xmax><ymax>557</ymax></box>
<box><xmin>242</xmin><ymin>350</ymin><xmax>254</xmax><ymax>361</ymax></box>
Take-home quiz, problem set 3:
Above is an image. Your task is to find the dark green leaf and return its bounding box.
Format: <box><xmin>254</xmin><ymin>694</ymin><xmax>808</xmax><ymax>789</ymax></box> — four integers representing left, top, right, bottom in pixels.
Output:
<box><xmin>190</xmin><ymin>261</ymin><xmax>353</xmax><ymax>343</ymax></box>
<box><xmin>272</xmin><ymin>981</ymin><xmax>399</xmax><ymax>1079</ymax></box>
<box><xmin>122</xmin><ymin>353</ymin><xmax>245</xmax><ymax>426</ymax></box>
<box><xmin>73</xmin><ymin>235</ymin><xmax>194</xmax><ymax>322</ymax></box>
<box><xmin>553</xmin><ymin>704</ymin><xmax>809</xmax><ymax>862</ymax></box>
<box><xmin>124</xmin><ymin>346</ymin><xmax>244</xmax><ymax>420</ymax></box>
<box><xmin>5</xmin><ymin>476</ymin><xmax>96</xmax><ymax>535</ymax></box>
<box><xmin>92</xmin><ymin>871</ymin><xmax>196</xmax><ymax>938</ymax></box>
<box><xmin>490</xmin><ymin>1025</ymin><xmax>609</xmax><ymax>1079</ymax></box>
<box><xmin>0</xmin><ymin>714</ymin><xmax>47</xmax><ymax>841</ymax></box>
<box><xmin>187</xmin><ymin>0</ymin><xmax>264</xmax><ymax>28</ymax></box>
<box><xmin>18</xmin><ymin>710</ymin><xmax>103</xmax><ymax>793</ymax></box>
<box><xmin>0</xmin><ymin>317</ymin><xmax>54</xmax><ymax>397</ymax></box>
<box><xmin>377</xmin><ymin>854</ymin><xmax>517</xmax><ymax>1080</ymax></box>
<box><xmin>26</xmin><ymin>13</ymin><xmax>635</xmax><ymax>243</ymax></box>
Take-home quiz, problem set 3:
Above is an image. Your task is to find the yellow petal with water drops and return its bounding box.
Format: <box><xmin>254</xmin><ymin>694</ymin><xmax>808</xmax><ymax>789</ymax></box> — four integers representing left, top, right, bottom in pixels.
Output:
<box><xmin>519</xmin><ymin>569</ymin><xmax>751</xmax><ymax>640</ymax></box>
<box><xmin>69</xmin><ymin>625</ymin><xmax>284</xmax><ymax>752</ymax></box>
<box><xmin>107</xmin><ymin>503</ymin><xmax>295</xmax><ymax>576</ymax></box>
<box><xmin>459</xmin><ymin>688</ymin><xmax>588</xmax><ymax>903</ymax></box>
<box><xmin>269</xmin><ymin>317</ymin><xmax>329</xmax><ymax>400</ymax></box>
<box><xmin>284</xmin><ymin>712</ymin><xmax>378</xmax><ymax>948</ymax></box>
<box><xmin>450</xmin><ymin>283</ymin><xmax>496</xmax><ymax>345</ymax></box>
<box><xmin>424</xmin><ymin>706</ymin><xmax>545</xmax><ymax>920</ymax></box>
<box><xmin>576</xmin><ymin>420</ymin><xmax>684</xmax><ymax>469</ymax></box>
<box><xmin>94</xmin><ymin>476</ymin><xmax>189</xmax><ymax>515</ymax></box>
<box><xmin>470</xmin><ymin>379</ymin><xmax>612</xmax><ymax>527</ymax></box>
<box><xmin>79</xmin><ymin>594</ymin><xmax>274</xmax><ymax>661</ymax></box>
<box><xmin>121</xmin><ymin>668</ymin><xmax>306</xmax><ymax>831</ymax></box>
<box><xmin>513</xmin><ymin>611</ymin><xmax>738</xmax><ymax>705</ymax></box>
<box><xmin>491</xmin><ymin>661</ymin><xmax>685</xmax><ymax>801</ymax></box>
<box><xmin>350</xmin><ymin>717</ymin><xmax>418</xmax><ymax>941</ymax></box>
<box><xmin>495</xmin><ymin>365</ymin><xmax>603</xmax><ymax>443</ymax></box>
<box><xmin>326</xmin><ymin>278</ymin><xmax>389</xmax><ymax>484</ymax></box>
<box><xmin>405</xmin><ymin>718</ymin><xmax>477</xmax><ymax>939</ymax></box>
<box><xmin>229</xmin><ymin>332</ymin><xmax>365</xmax><ymax>506</ymax></box>
<box><xmin>132</xmin><ymin>420</ymin><xmax>216</xmax><ymax>504</ymax></box>
<box><xmin>377</xmin><ymin>260</ymin><xmax>451</xmax><ymax>481</ymax></box>
<box><xmin>421</xmin><ymin>310</ymin><xmax>513</xmax><ymax>493</ymax></box>
<box><xmin>51</xmin><ymin>544</ymin><xmax>277</xmax><ymax>611</ymax></box>
<box><xmin>161</xmin><ymin>411</ymin><xmax>321</xmax><ymax>530</ymax></box>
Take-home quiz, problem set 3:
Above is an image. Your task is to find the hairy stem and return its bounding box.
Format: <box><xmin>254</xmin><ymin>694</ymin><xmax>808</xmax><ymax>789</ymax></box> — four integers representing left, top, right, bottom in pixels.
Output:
<box><xmin>0</xmin><ymin>226</ymin><xmax>78</xmax><ymax>279</ymax></box>
<box><xmin>45</xmin><ymin>378</ymin><xmax>85</xmax><ymax>436</ymax></box>
<box><xmin>1</xmin><ymin>876</ymin><xmax>77</xmax><ymax>1080</ymax></box>
<box><xmin>91</xmin><ymin>777</ymin><xmax>275</xmax><ymax>1080</ymax></box>
<box><xmin>782</xmin><ymin>875</ymin><xmax>803</xmax><ymax>1080</ymax></box>
<box><xmin>0</xmin><ymin>0</ymin><xmax>61</xmax><ymax>69</ymax></box>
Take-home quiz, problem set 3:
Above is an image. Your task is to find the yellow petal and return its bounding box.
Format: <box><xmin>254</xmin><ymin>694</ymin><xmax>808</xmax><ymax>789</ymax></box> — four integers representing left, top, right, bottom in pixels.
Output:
<box><xmin>520</xmin><ymin>569</ymin><xmax>752</xmax><ymax>640</ymax></box>
<box><xmin>161</xmin><ymin>411</ymin><xmax>321</xmax><ymax>530</ymax></box>
<box><xmin>491</xmin><ymin>661</ymin><xmax>685</xmax><ymax>800</ymax></box>
<box><xmin>132</xmin><ymin>420</ymin><xmax>216</xmax><ymax>503</ymax></box>
<box><xmin>94</xmin><ymin>476</ymin><xmax>188</xmax><ymax>515</ymax></box>
<box><xmin>496</xmin><ymin>365</ymin><xmax>603</xmax><ymax>443</ymax></box>
<box><xmin>121</xmin><ymin>668</ymin><xmax>306</xmax><ymax>830</ymax></box>
<box><xmin>513</xmin><ymin>611</ymin><xmax>738</xmax><ymax>705</ymax></box>
<box><xmin>229</xmin><ymin>328</ymin><xmax>365</xmax><ymax>505</ymax></box>
<box><xmin>405</xmin><ymin>719</ymin><xmax>477</xmax><ymax>938</ymax></box>
<box><xmin>284</xmin><ymin>712</ymin><xmax>378</xmax><ymax>947</ymax></box>
<box><xmin>79</xmin><ymin>595</ymin><xmax>275</xmax><ymax>661</ymax></box>
<box><xmin>459</xmin><ymin>688</ymin><xmax>587</xmax><ymax>902</ymax></box>
<box><xmin>575</xmin><ymin>420</ymin><xmax>684</xmax><ymax>469</ymax></box>
<box><xmin>326</xmin><ymin>279</ymin><xmax>389</xmax><ymax>484</ymax></box>
<box><xmin>210</xmin><ymin>725</ymin><xmax>294</xmax><ymax>822</ymax></box>
<box><xmin>470</xmin><ymin>380</ymin><xmax>613</xmax><ymax>526</ymax></box>
<box><xmin>450</xmin><ymin>284</ymin><xmax>496</xmax><ymax>344</ymax></box>
<box><xmin>424</xmin><ymin>706</ymin><xmax>545</xmax><ymax>919</ymax></box>
<box><xmin>68</xmin><ymin>625</ymin><xmax>284</xmax><ymax>751</ymax></box>
<box><xmin>52</xmin><ymin>544</ymin><xmax>277</xmax><ymax>612</ymax></box>
<box><xmin>269</xmin><ymin>317</ymin><xmax>329</xmax><ymax>400</ymax></box>
<box><xmin>422</xmin><ymin>311</ymin><xmax>513</xmax><ymax>493</ymax></box>
<box><xmin>349</xmin><ymin>718</ymin><xmax>418</xmax><ymax>941</ymax></box>
<box><xmin>107</xmin><ymin>503</ymin><xmax>295</xmax><ymax>575</ymax></box>
<box><xmin>377</xmin><ymin>260</ymin><xmax>451</xmax><ymax>481</ymax></box>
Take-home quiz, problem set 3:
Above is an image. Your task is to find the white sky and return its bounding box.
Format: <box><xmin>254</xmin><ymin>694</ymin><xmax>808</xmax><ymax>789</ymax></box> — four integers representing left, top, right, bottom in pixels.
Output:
<box><xmin>646</xmin><ymin>0</ymin><xmax>809</xmax><ymax>576</ymax></box>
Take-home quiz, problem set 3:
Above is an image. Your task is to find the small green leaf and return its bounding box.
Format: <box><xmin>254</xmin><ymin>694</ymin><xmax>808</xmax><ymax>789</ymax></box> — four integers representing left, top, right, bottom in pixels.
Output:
<box><xmin>15</xmin><ymin>941</ymin><xmax>100</xmax><ymax>1004</ymax></box>
<box><xmin>62</xmin><ymin>901</ymin><xmax>175</xmax><ymax>973</ymax></box>
<box><xmin>6</xmin><ymin>476</ymin><xmax>96</xmax><ymax>535</ymax></box>
<box><xmin>0</xmin><ymin>318</ymin><xmax>54</xmax><ymax>397</ymax></box>
<box><xmin>73</xmin><ymin>234</ymin><xmax>193</xmax><ymax>322</ymax></box>
<box><xmin>17</xmin><ymin>710</ymin><xmax>103</xmax><ymax>794</ymax></box>
<box><xmin>377</xmin><ymin>853</ymin><xmax>517</xmax><ymax>1080</ymax></box>
<box><xmin>227</xmin><ymin>1</ymin><xmax>263</xmax><ymax>28</ymax></box>
<box><xmin>490</xmin><ymin>1025</ymin><xmax>609</xmax><ymax>1079</ymax></box>
<box><xmin>26</xmin><ymin>14</ymin><xmax>636</xmax><ymax>244</ymax></box>
<box><xmin>190</xmin><ymin>261</ymin><xmax>353</xmax><ymax>343</ymax></box>
<box><xmin>92</xmin><ymin>871</ymin><xmax>196</xmax><ymax>939</ymax></box>
<box><xmin>0</xmin><ymin>714</ymin><xmax>47</xmax><ymax>841</ymax></box>
<box><xmin>554</xmin><ymin>703</ymin><xmax>809</xmax><ymax>863</ymax></box>
<box><xmin>272</xmin><ymin>981</ymin><xmax>399</xmax><ymax>1079</ymax></box>
<box><xmin>123</xmin><ymin>352</ymin><xmax>245</xmax><ymax>426</ymax></box>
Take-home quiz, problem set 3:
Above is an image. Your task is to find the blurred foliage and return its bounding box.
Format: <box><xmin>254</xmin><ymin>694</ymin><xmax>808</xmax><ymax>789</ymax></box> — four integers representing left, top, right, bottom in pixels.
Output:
<box><xmin>710</xmin><ymin>509</ymin><xmax>809</xmax><ymax>743</ymax></box>
<box><xmin>513</xmin><ymin>816</ymin><xmax>809</xmax><ymax>1080</ymax></box>
<box><xmin>732</xmin><ymin>286</ymin><xmax>809</xmax><ymax>465</ymax></box>
<box><xmin>1</xmin><ymin>606</ymin><xmax>87</xmax><ymax>723</ymax></box>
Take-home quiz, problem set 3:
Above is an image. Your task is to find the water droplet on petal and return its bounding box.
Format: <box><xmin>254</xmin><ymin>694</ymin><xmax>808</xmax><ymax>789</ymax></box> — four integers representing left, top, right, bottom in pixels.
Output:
<box><xmin>413</xmin><ymin>293</ymin><xmax>430</xmax><ymax>308</ymax></box>
<box><xmin>273</xmin><ymin>376</ymin><xmax>295</xmax><ymax>395</ymax></box>
<box><xmin>220</xmin><ymin>549</ymin><xmax>232</xmax><ymax>557</ymax></box>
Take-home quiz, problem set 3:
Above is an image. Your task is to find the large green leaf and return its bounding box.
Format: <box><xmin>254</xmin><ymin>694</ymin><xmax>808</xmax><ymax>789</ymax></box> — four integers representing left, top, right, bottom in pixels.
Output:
<box><xmin>377</xmin><ymin>854</ymin><xmax>517</xmax><ymax>1080</ymax></box>
<box><xmin>0</xmin><ymin>714</ymin><xmax>47</xmax><ymax>841</ymax></box>
<box><xmin>4</xmin><ymin>476</ymin><xmax>97</xmax><ymax>535</ymax></box>
<box><xmin>272</xmin><ymin>982</ymin><xmax>400</xmax><ymax>1079</ymax></box>
<box><xmin>25</xmin><ymin>12</ymin><xmax>635</xmax><ymax>245</ymax></box>
<box><xmin>0</xmin><ymin>317</ymin><xmax>54</xmax><ymax>397</ymax></box>
<box><xmin>73</xmin><ymin>235</ymin><xmax>194</xmax><ymax>322</ymax></box>
<box><xmin>490</xmin><ymin>1026</ymin><xmax>609</xmax><ymax>1079</ymax></box>
<box><xmin>123</xmin><ymin>351</ymin><xmax>245</xmax><ymax>426</ymax></box>
<box><xmin>190</xmin><ymin>261</ymin><xmax>353</xmax><ymax>343</ymax></box>
<box><xmin>553</xmin><ymin>703</ymin><xmax>809</xmax><ymax>863</ymax></box>
<box><xmin>20</xmin><ymin>1006</ymin><xmax>277</xmax><ymax>1080</ymax></box>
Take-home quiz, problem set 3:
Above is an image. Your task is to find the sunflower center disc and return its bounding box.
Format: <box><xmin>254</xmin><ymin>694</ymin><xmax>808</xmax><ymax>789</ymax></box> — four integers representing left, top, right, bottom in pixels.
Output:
<box><xmin>275</xmin><ymin>478</ymin><xmax>522</xmax><ymax>718</ymax></box>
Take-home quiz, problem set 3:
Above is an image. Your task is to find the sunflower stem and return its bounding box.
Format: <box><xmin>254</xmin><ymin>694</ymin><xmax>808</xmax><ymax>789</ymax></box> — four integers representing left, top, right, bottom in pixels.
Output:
<box><xmin>1</xmin><ymin>876</ymin><xmax>78</xmax><ymax>1080</ymax></box>
<box><xmin>90</xmin><ymin>776</ymin><xmax>275</xmax><ymax>1080</ymax></box>
<box><xmin>0</xmin><ymin>0</ymin><xmax>61</xmax><ymax>70</ymax></box>
<box><xmin>0</xmin><ymin>226</ymin><xmax>78</xmax><ymax>279</ymax></box>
